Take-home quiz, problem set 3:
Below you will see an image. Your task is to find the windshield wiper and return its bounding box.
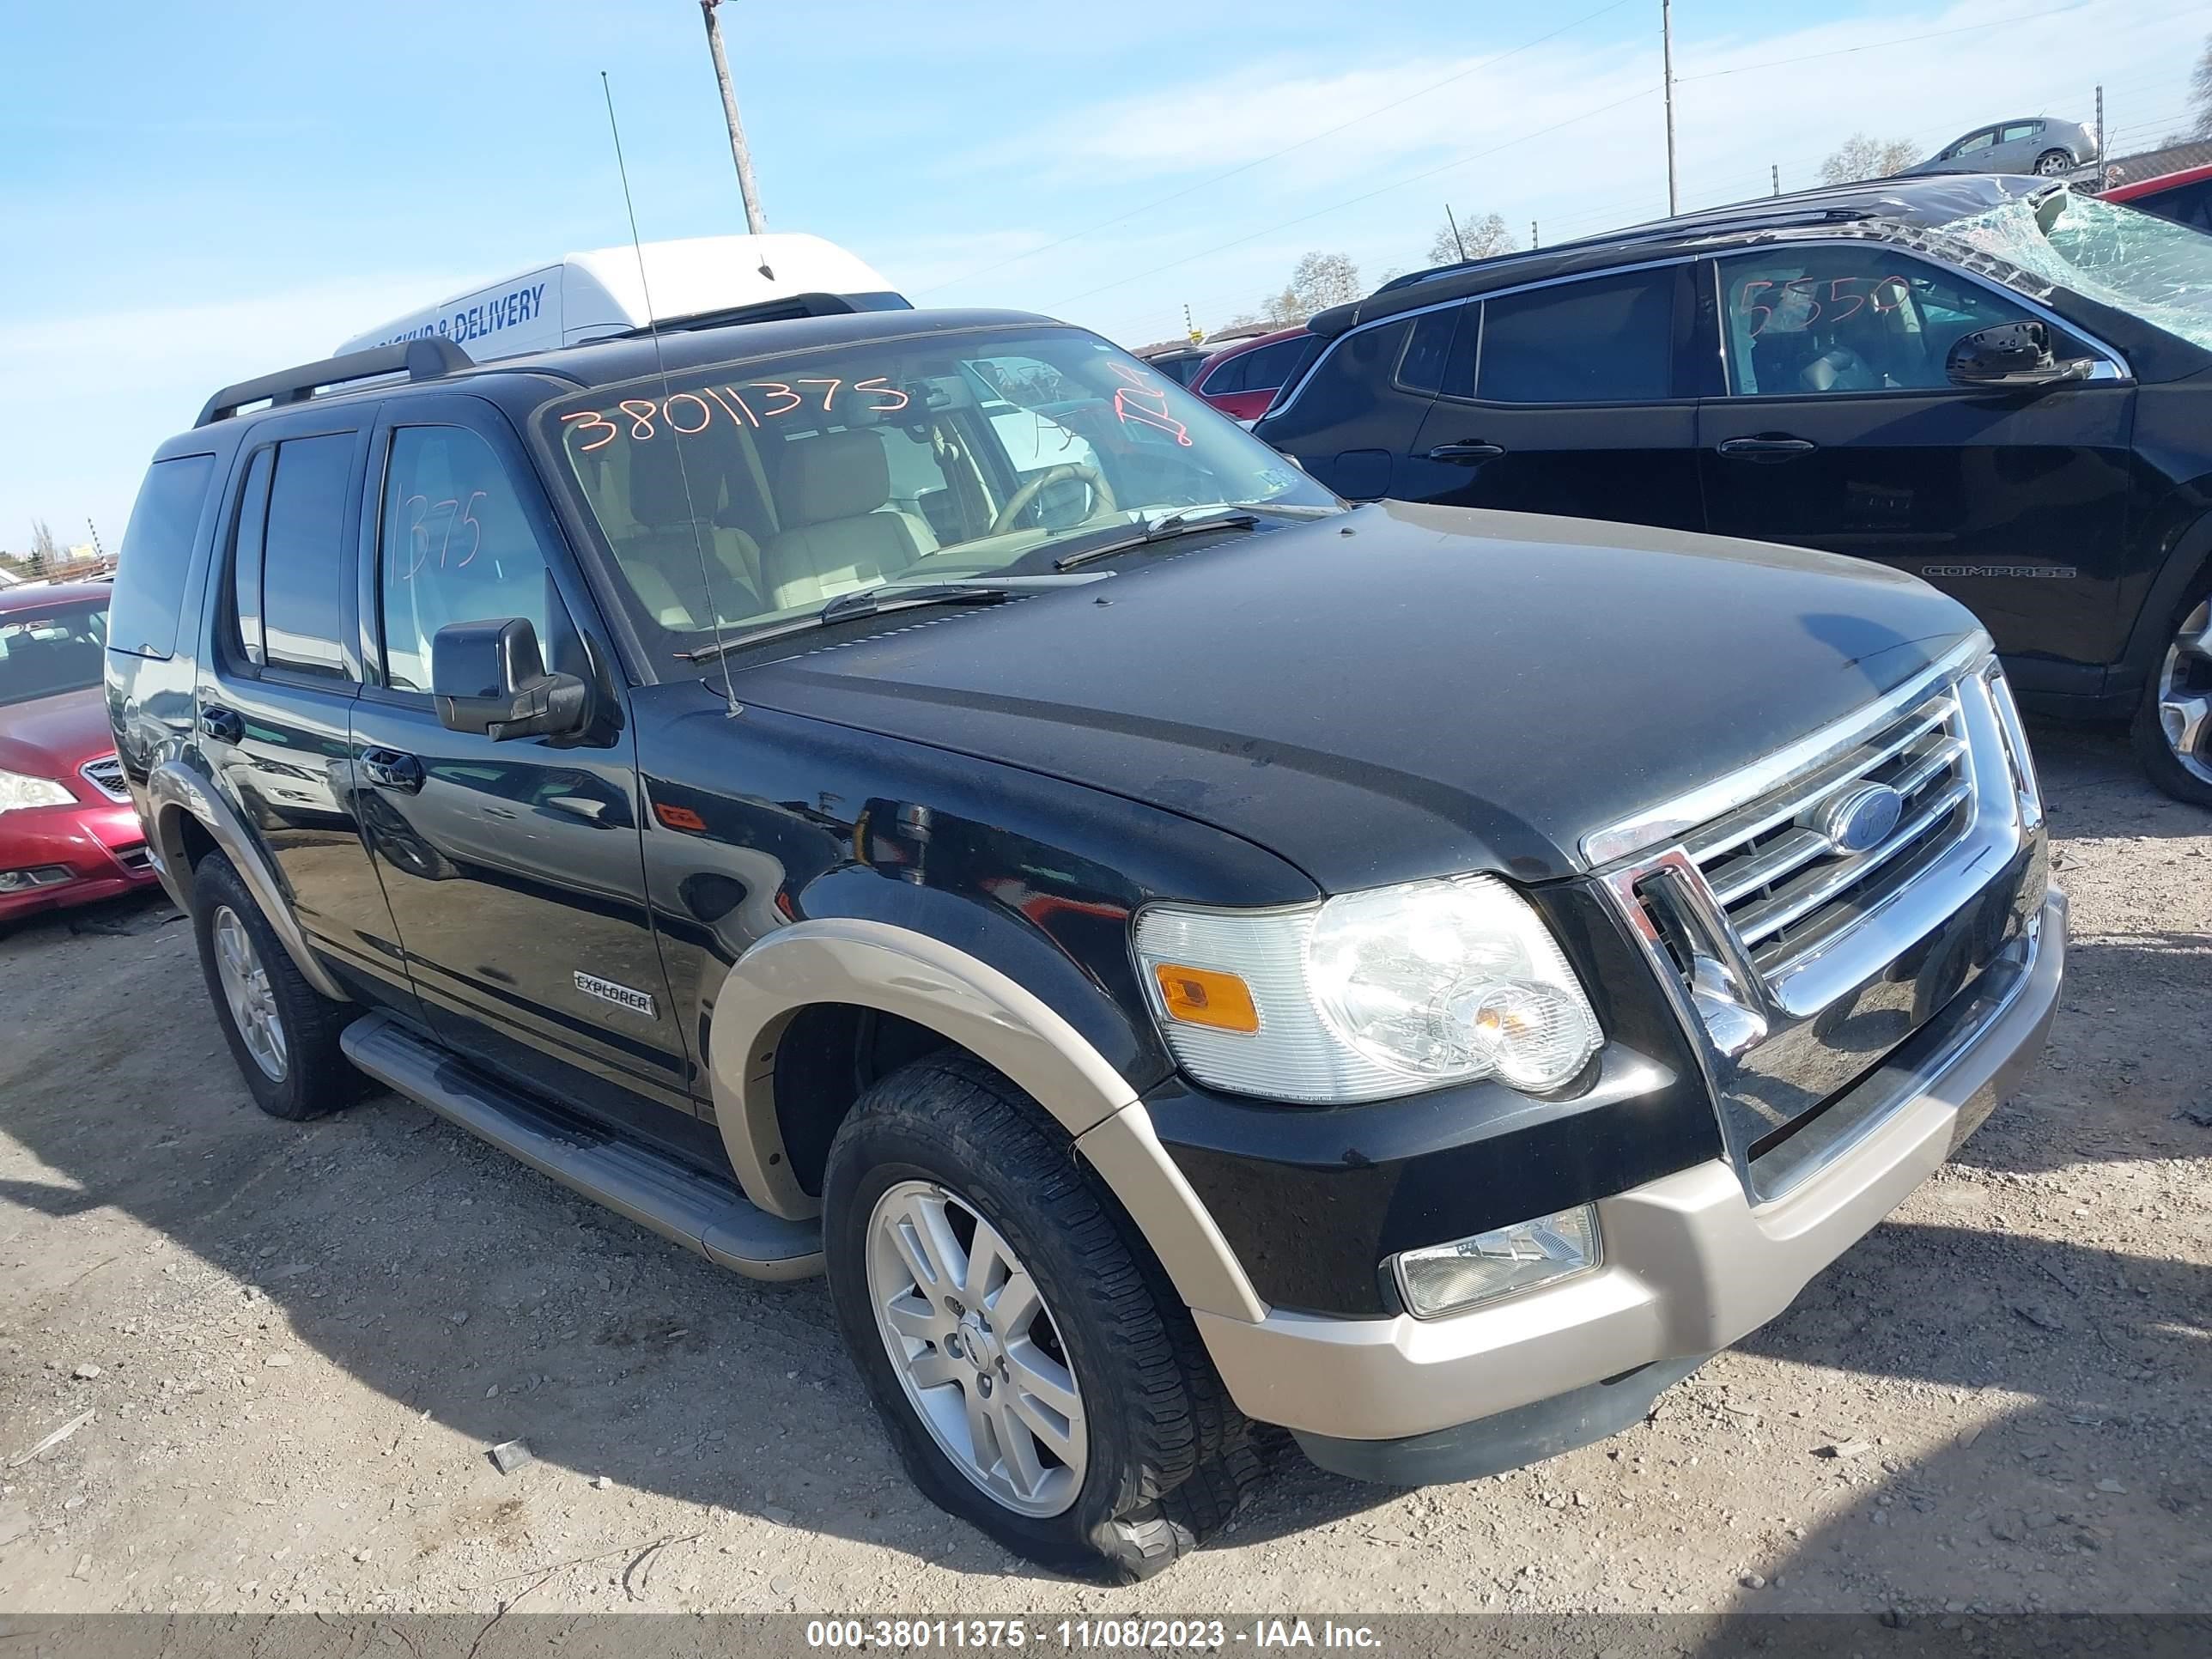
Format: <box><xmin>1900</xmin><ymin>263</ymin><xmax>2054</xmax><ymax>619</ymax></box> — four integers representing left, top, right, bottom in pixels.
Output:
<box><xmin>678</xmin><ymin>577</ymin><xmax>1107</xmax><ymax>665</ymax></box>
<box><xmin>1051</xmin><ymin>507</ymin><xmax>1263</xmax><ymax>572</ymax></box>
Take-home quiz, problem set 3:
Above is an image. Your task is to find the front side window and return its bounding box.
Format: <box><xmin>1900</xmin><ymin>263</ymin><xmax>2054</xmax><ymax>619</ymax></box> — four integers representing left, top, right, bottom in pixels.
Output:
<box><xmin>1719</xmin><ymin>248</ymin><xmax>2037</xmax><ymax>396</ymax></box>
<box><xmin>1475</xmin><ymin>270</ymin><xmax>1674</xmax><ymax>404</ymax></box>
<box><xmin>1942</xmin><ymin>186</ymin><xmax>2212</xmax><ymax>352</ymax></box>
<box><xmin>258</xmin><ymin>434</ymin><xmax>356</xmax><ymax>679</ymax></box>
<box><xmin>0</xmin><ymin>598</ymin><xmax>107</xmax><ymax>708</ymax></box>
<box><xmin>546</xmin><ymin>325</ymin><xmax>1335</xmax><ymax>664</ymax></box>
<box><xmin>1954</xmin><ymin>131</ymin><xmax>1996</xmax><ymax>155</ymax></box>
<box><xmin>377</xmin><ymin>427</ymin><xmax>554</xmax><ymax>694</ymax></box>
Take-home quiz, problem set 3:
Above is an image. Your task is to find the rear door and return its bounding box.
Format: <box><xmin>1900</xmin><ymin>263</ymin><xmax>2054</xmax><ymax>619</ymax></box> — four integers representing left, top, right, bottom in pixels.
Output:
<box><xmin>1400</xmin><ymin>264</ymin><xmax>1704</xmax><ymax>529</ymax></box>
<box><xmin>344</xmin><ymin>394</ymin><xmax>696</xmax><ymax>1120</ymax></box>
<box><xmin>195</xmin><ymin>408</ymin><xmax>411</xmax><ymax>1006</ymax></box>
<box><xmin>1252</xmin><ymin>311</ymin><xmax>1447</xmax><ymax>501</ymax></box>
<box><xmin>1698</xmin><ymin>246</ymin><xmax>2136</xmax><ymax>677</ymax></box>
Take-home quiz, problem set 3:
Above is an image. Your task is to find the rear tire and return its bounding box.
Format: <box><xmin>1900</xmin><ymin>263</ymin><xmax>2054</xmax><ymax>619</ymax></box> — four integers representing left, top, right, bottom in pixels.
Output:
<box><xmin>822</xmin><ymin>1052</ymin><xmax>1261</xmax><ymax>1582</ymax></box>
<box><xmin>2033</xmin><ymin>149</ymin><xmax>2073</xmax><ymax>177</ymax></box>
<box><xmin>2129</xmin><ymin>574</ymin><xmax>2212</xmax><ymax>808</ymax></box>
<box><xmin>191</xmin><ymin>852</ymin><xmax>359</xmax><ymax>1120</ymax></box>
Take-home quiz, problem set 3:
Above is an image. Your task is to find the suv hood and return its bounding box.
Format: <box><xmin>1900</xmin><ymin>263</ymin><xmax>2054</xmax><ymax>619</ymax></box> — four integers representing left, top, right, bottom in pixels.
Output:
<box><xmin>729</xmin><ymin>502</ymin><xmax>1979</xmax><ymax>892</ymax></box>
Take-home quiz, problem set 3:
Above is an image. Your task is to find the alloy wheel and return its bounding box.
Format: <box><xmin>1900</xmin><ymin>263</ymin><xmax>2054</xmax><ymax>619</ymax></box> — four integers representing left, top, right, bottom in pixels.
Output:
<box><xmin>2156</xmin><ymin>599</ymin><xmax>2212</xmax><ymax>787</ymax></box>
<box><xmin>864</xmin><ymin>1178</ymin><xmax>1087</xmax><ymax>1517</ymax></box>
<box><xmin>212</xmin><ymin>905</ymin><xmax>288</xmax><ymax>1081</ymax></box>
<box><xmin>2035</xmin><ymin>150</ymin><xmax>2071</xmax><ymax>176</ymax></box>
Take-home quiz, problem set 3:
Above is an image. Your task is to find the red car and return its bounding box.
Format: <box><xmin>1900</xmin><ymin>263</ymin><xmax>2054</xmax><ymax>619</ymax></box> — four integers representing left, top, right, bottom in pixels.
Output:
<box><xmin>0</xmin><ymin>581</ymin><xmax>158</xmax><ymax>924</ymax></box>
<box><xmin>1189</xmin><ymin>325</ymin><xmax>1310</xmax><ymax>423</ymax></box>
<box><xmin>2102</xmin><ymin>159</ymin><xmax>2212</xmax><ymax>232</ymax></box>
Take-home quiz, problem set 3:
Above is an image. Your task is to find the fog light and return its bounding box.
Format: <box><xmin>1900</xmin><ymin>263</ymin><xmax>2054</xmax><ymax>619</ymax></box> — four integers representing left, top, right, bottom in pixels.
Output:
<box><xmin>1391</xmin><ymin>1205</ymin><xmax>1600</xmax><ymax>1318</ymax></box>
<box><xmin>0</xmin><ymin>866</ymin><xmax>72</xmax><ymax>892</ymax></box>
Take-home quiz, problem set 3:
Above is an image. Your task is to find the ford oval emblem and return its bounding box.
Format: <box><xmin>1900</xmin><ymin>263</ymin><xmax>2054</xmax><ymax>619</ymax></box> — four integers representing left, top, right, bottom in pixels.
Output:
<box><xmin>1815</xmin><ymin>782</ymin><xmax>1905</xmax><ymax>854</ymax></box>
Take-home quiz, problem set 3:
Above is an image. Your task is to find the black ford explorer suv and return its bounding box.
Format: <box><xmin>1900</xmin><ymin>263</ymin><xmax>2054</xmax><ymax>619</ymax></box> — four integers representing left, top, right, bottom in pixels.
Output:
<box><xmin>1254</xmin><ymin>174</ymin><xmax>2212</xmax><ymax>805</ymax></box>
<box><xmin>106</xmin><ymin>299</ymin><xmax>2062</xmax><ymax>1580</ymax></box>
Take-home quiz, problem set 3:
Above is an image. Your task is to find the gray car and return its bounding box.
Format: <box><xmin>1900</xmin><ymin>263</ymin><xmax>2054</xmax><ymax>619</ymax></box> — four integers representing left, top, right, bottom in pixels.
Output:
<box><xmin>1903</xmin><ymin>115</ymin><xmax>2099</xmax><ymax>178</ymax></box>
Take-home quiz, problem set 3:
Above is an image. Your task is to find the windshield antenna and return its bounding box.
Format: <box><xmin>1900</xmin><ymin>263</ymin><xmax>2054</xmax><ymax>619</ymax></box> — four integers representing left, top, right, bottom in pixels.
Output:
<box><xmin>600</xmin><ymin>70</ymin><xmax>742</xmax><ymax>715</ymax></box>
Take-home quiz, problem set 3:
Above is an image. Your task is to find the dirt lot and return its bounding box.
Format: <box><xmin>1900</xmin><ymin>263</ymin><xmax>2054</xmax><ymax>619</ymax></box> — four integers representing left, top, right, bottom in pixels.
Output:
<box><xmin>1</xmin><ymin>720</ymin><xmax>2206</xmax><ymax>1619</ymax></box>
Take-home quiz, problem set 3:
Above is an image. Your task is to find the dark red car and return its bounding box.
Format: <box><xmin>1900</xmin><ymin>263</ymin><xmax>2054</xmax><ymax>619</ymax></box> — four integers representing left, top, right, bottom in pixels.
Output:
<box><xmin>2102</xmin><ymin>160</ymin><xmax>2212</xmax><ymax>232</ymax></box>
<box><xmin>0</xmin><ymin>581</ymin><xmax>158</xmax><ymax>924</ymax></box>
<box><xmin>1190</xmin><ymin>325</ymin><xmax>1310</xmax><ymax>423</ymax></box>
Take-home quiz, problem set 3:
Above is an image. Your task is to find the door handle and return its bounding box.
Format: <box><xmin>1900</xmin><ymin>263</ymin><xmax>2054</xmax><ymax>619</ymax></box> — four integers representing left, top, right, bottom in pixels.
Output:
<box><xmin>361</xmin><ymin>748</ymin><xmax>424</xmax><ymax>793</ymax></box>
<box><xmin>1425</xmin><ymin>441</ymin><xmax>1506</xmax><ymax>462</ymax></box>
<box><xmin>1717</xmin><ymin>436</ymin><xmax>1819</xmax><ymax>460</ymax></box>
<box><xmin>198</xmin><ymin>704</ymin><xmax>243</xmax><ymax>744</ymax></box>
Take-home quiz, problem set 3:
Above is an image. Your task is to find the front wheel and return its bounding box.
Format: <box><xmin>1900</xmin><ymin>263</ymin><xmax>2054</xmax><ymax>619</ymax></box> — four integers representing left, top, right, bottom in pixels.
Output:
<box><xmin>822</xmin><ymin>1054</ymin><xmax>1261</xmax><ymax>1581</ymax></box>
<box><xmin>2130</xmin><ymin>585</ymin><xmax>2212</xmax><ymax>807</ymax></box>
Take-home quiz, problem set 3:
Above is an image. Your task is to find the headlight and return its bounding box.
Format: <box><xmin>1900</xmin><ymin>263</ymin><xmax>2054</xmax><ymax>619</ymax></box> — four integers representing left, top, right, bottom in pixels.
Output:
<box><xmin>0</xmin><ymin>769</ymin><xmax>75</xmax><ymax>814</ymax></box>
<box><xmin>1133</xmin><ymin>874</ymin><xmax>1601</xmax><ymax>1103</ymax></box>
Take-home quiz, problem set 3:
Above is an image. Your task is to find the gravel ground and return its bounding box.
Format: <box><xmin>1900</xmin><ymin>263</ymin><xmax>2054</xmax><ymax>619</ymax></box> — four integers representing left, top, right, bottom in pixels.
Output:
<box><xmin>0</xmin><ymin>719</ymin><xmax>2205</xmax><ymax>1618</ymax></box>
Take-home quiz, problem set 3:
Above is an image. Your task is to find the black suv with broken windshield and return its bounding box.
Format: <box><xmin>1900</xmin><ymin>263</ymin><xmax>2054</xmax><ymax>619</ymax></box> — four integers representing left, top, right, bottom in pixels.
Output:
<box><xmin>1256</xmin><ymin>175</ymin><xmax>2212</xmax><ymax>805</ymax></box>
<box><xmin>106</xmin><ymin>295</ymin><xmax>2061</xmax><ymax>1580</ymax></box>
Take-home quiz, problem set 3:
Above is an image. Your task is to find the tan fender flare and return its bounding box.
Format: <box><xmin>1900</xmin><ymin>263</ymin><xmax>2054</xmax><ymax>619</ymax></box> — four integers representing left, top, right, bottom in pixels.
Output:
<box><xmin>145</xmin><ymin>758</ymin><xmax>349</xmax><ymax>1003</ymax></box>
<box><xmin>706</xmin><ymin>918</ymin><xmax>1268</xmax><ymax>1324</ymax></box>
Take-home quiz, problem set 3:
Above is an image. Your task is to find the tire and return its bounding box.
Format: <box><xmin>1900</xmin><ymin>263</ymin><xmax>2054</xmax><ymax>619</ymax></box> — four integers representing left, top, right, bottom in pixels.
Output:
<box><xmin>2033</xmin><ymin>149</ymin><xmax>2073</xmax><ymax>177</ymax></box>
<box><xmin>2129</xmin><ymin>574</ymin><xmax>2212</xmax><ymax>808</ymax></box>
<box><xmin>191</xmin><ymin>852</ymin><xmax>359</xmax><ymax>1120</ymax></box>
<box><xmin>822</xmin><ymin>1053</ymin><xmax>1261</xmax><ymax>1582</ymax></box>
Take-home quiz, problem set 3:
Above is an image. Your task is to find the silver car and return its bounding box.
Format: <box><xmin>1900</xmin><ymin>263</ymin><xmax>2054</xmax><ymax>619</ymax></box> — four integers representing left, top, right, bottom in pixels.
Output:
<box><xmin>1903</xmin><ymin>116</ymin><xmax>2099</xmax><ymax>178</ymax></box>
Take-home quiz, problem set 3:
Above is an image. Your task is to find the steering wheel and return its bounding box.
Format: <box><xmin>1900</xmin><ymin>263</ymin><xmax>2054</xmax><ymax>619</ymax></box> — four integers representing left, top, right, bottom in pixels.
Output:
<box><xmin>988</xmin><ymin>463</ymin><xmax>1118</xmax><ymax>538</ymax></box>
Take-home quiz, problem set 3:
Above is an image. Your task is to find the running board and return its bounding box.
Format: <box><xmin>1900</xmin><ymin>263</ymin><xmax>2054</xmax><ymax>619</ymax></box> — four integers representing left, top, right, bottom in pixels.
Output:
<box><xmin>340</xmin><ymin>1012</ymin><xmax>822</xmax><ymax>1281</ymax></box>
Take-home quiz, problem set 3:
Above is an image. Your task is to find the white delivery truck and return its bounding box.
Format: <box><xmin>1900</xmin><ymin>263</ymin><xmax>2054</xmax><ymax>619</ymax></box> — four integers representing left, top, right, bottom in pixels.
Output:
<box><xmin>335</xmin><ymin>234</ymin><xmax>906</xmax><ymax>362</ymax></box>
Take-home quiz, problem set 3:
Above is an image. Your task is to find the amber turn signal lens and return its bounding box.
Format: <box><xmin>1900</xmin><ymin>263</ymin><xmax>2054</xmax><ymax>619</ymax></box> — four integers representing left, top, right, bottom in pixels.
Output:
<box><xmin>1152</xmin><ymin>964</ymin><xmax>1260</xmax><ymax>1034</ymax></box>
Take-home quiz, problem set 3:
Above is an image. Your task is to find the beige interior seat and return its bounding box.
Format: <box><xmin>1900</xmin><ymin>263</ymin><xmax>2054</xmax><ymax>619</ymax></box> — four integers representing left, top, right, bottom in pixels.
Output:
<box><xmin>761</xmin><ymin>429</ymin><xmax>936</xmax><ymax>610</ymax></box>
<box><xmin>616</xmin><ymin>437</ymin><xmax>763</xmax><ymax>628</ymax></box>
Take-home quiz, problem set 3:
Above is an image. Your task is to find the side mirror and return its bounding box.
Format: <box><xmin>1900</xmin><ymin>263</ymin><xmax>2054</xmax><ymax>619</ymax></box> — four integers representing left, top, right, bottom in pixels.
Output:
<box><xmin>430</xmin><ymin>617</ymin><xmax>588</xmax><ymax>741</ymax></box>
<box><xmin>1946</xmin><ymin>320</ymin><xmax>2096</xmax><ymax>390</ymax></box>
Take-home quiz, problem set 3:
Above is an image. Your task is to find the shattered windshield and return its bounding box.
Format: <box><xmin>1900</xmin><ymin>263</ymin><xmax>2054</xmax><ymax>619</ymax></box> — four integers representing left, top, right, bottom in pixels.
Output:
<box><xmin>1941</xmin><ymin>187</ymin><xmax>2212</xmax><ymax>352</ymax></box>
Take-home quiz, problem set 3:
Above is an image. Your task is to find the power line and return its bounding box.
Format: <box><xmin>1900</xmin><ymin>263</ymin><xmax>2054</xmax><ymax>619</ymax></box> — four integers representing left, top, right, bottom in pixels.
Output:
<box><xmin>1673</xmin><ymin>1</ymin><xmax>2091</xmax><ymax>83</ymax></box>
<box><xmin>1044</xmin><ymin>82</ymin><xmax>1660</xmax><ymax>310</ymax></box>
<box><xmin>913</xmin><ymin>0</ymin><xmax>1638</xmax><ymax>297</ymax></box>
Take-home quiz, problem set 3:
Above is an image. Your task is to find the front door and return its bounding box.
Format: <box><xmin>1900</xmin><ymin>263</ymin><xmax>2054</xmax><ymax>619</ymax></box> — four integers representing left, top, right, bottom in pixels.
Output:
<box><xmin>1399</xmin><ymin>264</ymin><xmax>1705</xmax><ymax>530</ymax></box>
<box><xmin>345</xmin><ymin>397</ymin><xmax>695</xmax><ymax>1120</ymax></box>
<box><xmin>1698</xmin><ymin>247</ymin><xmax>2136</xmax><ymax>682</ymax></box>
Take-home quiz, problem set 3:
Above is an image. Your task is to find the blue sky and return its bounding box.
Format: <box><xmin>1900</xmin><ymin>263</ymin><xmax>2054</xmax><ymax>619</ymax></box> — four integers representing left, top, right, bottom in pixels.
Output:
<box><xmin>1</xmin><ymin>0</ymin><xmax>2201</xmax><ymax>553</ymax></box>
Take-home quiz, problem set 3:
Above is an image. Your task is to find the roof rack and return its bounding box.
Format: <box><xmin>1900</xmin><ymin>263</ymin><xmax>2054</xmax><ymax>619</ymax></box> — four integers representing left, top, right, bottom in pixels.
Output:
<box><xmin>195</xmin><ymin>337</ymin><xmax>473</xmax><ymax>428</ymax></box>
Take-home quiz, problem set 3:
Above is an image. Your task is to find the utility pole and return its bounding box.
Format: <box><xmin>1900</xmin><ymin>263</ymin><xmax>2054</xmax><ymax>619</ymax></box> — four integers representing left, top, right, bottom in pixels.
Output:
<box><xmin>1662</xmin><ymin>0</ymin><xmax>1679</xmax><ymax>216</ymax></box>
<box><xmin>700</xmin><ymin>0</ymin><xmax>767</xmax><ymax>234</ymax></box>
<box><xmin>1530</xmin><ymin>219</ymin><xmax>1540</xmax><ymax>249</ymax></box>
<box><xmin>86</xmin><ymin>518</ymin><xmax>105</xmax><ymax>565</ymax></box>
<box><xmin>2094</xmin><ymin>82</ymin><xmax>2105</xmax><ymax>172</ymax></box>
<box><xmin>1771</xmin><ymin>163</ymin><xmax>1780</xmax><ymax>197</ymax></box>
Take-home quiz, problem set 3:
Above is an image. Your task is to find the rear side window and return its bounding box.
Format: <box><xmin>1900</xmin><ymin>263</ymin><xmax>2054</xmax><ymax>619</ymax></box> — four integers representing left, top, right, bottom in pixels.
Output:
<box><xmin>1199</xmin><ymin>352</ymin><xmax>1250</xmax><ymax>396</ymax></box>
<box><xmin>1235</xmin><ymin>339</ymin><xmax>1306</xmax><ymax>393</ymax></box>
<box><xmin>106</xmin><ymin>453</ymin><xmax>216</xmax><ymax>659</ymax></box>
<box><xmin>1476</xmin><ymin>270</ymin><xmax>1675</xmax><ymax>404</ymax></box>
<box><xmin>258</xmin><ymin>434</ymin><xmax>356</xmax><ymax>679</ymax></box>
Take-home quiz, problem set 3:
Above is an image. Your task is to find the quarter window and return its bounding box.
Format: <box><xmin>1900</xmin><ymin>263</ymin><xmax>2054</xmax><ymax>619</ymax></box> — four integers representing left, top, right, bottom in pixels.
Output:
<box><xmin>1719</xmin><ymin>248</ymin><xmax>2039</xmax><ymax>397</ymax></box>
<box><xmin>1395</xmin><ymin>307</ymin><xmax>1460</xmax><ymax>395</ymax></box>
<box><xmin>377</xmin><ymin>427</ymin><xmax>555</xmax><ymax>695</ymax></box>
<box><xmin>1475</xmin><ymin>270</ymin><xmax>1674</xmax><ymax>404</ymax></box>
<box><xmin>106</xmin><ymin>453</ymin><xmax>215</xmax><ymax>659</ymax></box>
<box><xmin>258</xmin><ymin>434</ymin><xmax>356</xmax><ymax>679</ymax></box>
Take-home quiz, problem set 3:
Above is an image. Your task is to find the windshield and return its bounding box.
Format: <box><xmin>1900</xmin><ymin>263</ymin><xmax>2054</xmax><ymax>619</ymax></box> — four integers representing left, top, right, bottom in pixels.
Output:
<box><xmin>1942</xmin><ymin>187</ymin><xmax>2212</xmax><ymax>352</ymax></box>
<box><xmin>0</xmin><ymin>598</ymin><xmax>108</xmax><ymax>708</ymax></box>
<box><xmin>546</xmin><ymin>325</ymin><xmax>1338</xmax><ymax>662</ymax></box>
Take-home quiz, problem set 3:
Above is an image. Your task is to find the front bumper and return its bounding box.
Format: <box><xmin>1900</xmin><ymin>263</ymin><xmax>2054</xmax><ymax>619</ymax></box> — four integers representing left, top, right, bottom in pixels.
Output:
<box><xmin>0</xmin><ymin>800</ymin><xmax>159</xmax><ymax>921</ymax></box>
<box><xmin>1193</xmin><ymin>890</ymin><xmax>2064</xmax><ymax>1477</ymax></box>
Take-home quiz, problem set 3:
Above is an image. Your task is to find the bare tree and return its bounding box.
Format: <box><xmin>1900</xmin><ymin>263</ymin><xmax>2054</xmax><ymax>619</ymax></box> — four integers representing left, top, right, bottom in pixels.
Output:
<box><xmin>2189</xmin><ymin>33</ymin><xmax>2212</xmax><ymax>139</ymax></box>
<box><xmin>28</xmin><ymin>520</ymin><xmax>57</xmax><ymax>578</ymax></box>
<box><xmin>1819</xmin><ymin>133</ymin><xmax>1921</xmax><ymax>185</ymax></box>
<box><xmin>1241</xmin><ymin>251</ymin><xmax>1364</xmax><ymax>328</ymax></box>
<box><xmin>1428</xmin><ymin>210</ymin><xmax>1516</xmax><ymax>267</ymax></box>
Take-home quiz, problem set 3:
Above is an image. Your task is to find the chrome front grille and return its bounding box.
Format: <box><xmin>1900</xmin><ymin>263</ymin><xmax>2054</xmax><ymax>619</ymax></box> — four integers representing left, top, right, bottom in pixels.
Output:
<box><xmin>80</xmin><ymin>754</ymin><xmax>129</xmax><ymax>803</ymax></box>
<box><xmin>1593</xmin><ymin>641</ymin><xmax>2048</xmax><ymax>1200</ymax></box>
<box><xmin>1674</xmin><ymin>686</ymin><xmax>1977</xmax><ymax>986</ymax></box>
